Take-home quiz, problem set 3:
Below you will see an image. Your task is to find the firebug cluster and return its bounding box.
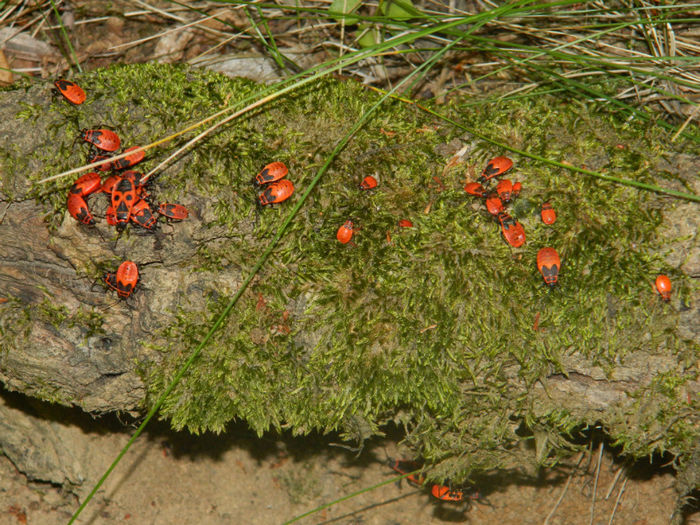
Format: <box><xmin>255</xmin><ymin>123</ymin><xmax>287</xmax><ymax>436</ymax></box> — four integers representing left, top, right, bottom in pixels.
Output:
<box><xmin>58</xmin><ymin>80</ymin><xmax>190</xmax><ymax>300</ymax></box>
<box><xmin>464</xmin><ymin>156</ymin><xmax>526</xmax><ymax>249</ymax></box>
<box><xmin>464</xmin><ymin>156</ymin><xmax>563</xmax><ymax>286</ymax></box>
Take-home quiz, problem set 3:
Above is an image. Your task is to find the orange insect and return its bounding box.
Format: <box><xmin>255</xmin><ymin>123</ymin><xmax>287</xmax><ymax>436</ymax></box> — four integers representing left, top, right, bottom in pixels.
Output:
<box><xmin>398</xmin><ymin>219</ymin><xmax>413</xmax><ymax>228</ymax></box>
<box><xmin>81</xmin><ymin>128</ymin><xmax>121</xmax><ymax>152</ymax></box>
<box><xmin>111</xmin><ymin>146</ymin><xmax>145</xmax><ymax>171</ymax></box>
<box><xmin>111</xmin><ymin>171</ymin><xmax>138</xmax><ymax>231</ymax></box>
<box><xmin>512</xmin><ymin>181</ymin><xmax>522</xmax><ymax>198</ymax></box>
<box><xmin>655</xmin><ymin>274</ymin><xmax>671</xmax><ymax>301</ymax></box>
<box><xmin>54</xmin><ymin>79</ymin><xmax>86</xmax><ymax>105</ymax></box>
<box><xmin>67</xmin><ymin>194</ymin><xmax>94</xmax><ymax>225</ymax></box>
<box><xmin>336</xmin><ymin>220</ymin><xmax>355</xmax><ymax>244</ymax></box>
<box><xmin>69</xmin><ymin>172</ymin><xmax>102</xmax><ymax>197</ymax></box>
<box><xmin>104</xmin><ymin>261</ymin><xmax>139</xmax><ymax>299</ymax></box>
<box><xmin>359</xmin><ymin>175</ymin><xmax>378</xmax><ymax>190</ymax></box>
<box><xmin>259</xmin><ymin>179</ymin><xmax>294</xmax><ymax>206</ymax></box>
<box><xmin>478</xmin><ymin>156</ymin><xmax>513</xmax><ymax>183</ymax></box>
<box><xmin>66</xmin><ymin>172</ymin><xmax>102</xmax><ymax>225</ymax></box>
<box><xmin>431</xmin><ymin>484</ymin><xmax>465</xmax><ymax>502</ymax></box>
<box><xmin>540</xmin><ymin>202</ymin><xmax>557</xmax><ymax>224</ymax></box>
<box><xmin>497</xmin><ymin>212</ymin><xmax>525</xmax><ymax>248</ymax></box>
<box><xmin>485</xmin><ymin>194</ymin><xmax>504</xmax><ymax>216</ymax></box>
<box><xmin>130</xmin><ymin>199</ymin><xmax>157</xmax><ymax>230</ymax></box>
<box><xmin>254</xmin><ymin>161</ymin><xmax>288</xmax><ymax>186</ymax></box>
<box><xmin>537</xmin><ymin>247</ymin><xmax>561</xmax><ymax>287</ymax></box>
<box><xmin>464</xmin><ymin>181</ymin><xmax>487</xmax><ymax>198</ymax></box>
<box><xmin>496</xmin><ymin>179</ymin><xmax>514</xmax><ymax>203</ymax></box>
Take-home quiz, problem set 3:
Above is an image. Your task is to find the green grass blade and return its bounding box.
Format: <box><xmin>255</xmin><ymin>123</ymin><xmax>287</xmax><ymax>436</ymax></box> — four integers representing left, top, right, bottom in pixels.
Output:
<box><xmin>284</xmin><ymin>471</ymin><xmax>422</xmax><ymax>524</ymax></box>
<box><xmin>458</xmin><ymin>35</ymin><xmax>699</xmax><ymax>142</ymax></box>
<box><xmin>48</xmin><ymin>0</ymin><xmax>82</xmax><ymax>73</ymax></box>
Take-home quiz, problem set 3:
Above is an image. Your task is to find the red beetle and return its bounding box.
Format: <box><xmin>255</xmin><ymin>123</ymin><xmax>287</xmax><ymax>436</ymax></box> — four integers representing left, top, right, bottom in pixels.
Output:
<box><xmin>100</xmin><ymin>174</ymin><xmax>121</xmax><ymax>195</ymax></box>
<box><xmin>512</xmin><ymin>181</ymin><xmax>522</xmax><ymax>198</ymax></box>
<box><xmin>105</xmin><ymin>206</ymin><xmax>117</xmax><ymax>226</ymax></box>
<box><xmin>478</xmin><ymin>156</ymin><xmax>513</xmax><ymax>183</ymax></box>
<box><xmin>105</xmin><ymin>261</ymin><xmax>139</xmax><ymax>299</ymax></box>
<box><xmin>655</xmin><ymin>274</ymin><xmax>671</xmax><ymax>301</ymax></box>
<box><xmin>120</xmin><ymin>170</ymin><xmax>147</xmax><ymax>189</ymax></box>
<box><xmin>67</xmin><ymin>194</ymin><xmax>95</xmax><ymax>225</ymax></box>
<box><xmin>69</xmin><ymin>172</ymin><xmax>102</xmax><ymax>197</ymax></box>
<box><xmin>398</xmin><ymin>219</ymin><xmax>413</xmax><ymax>228</ymax></box>
<box><xmin>540</xmin><ymin>202</ymin><xmax>556</xmax><ymax>224</ymax></box>
<box><xmin>431</xmin><ymin>484</ymin><xmax>465</xmax><ymax>502</ymax></box>
<box><xmin>485</xmin><ymin>194</ymin><xmax>504</xmax><ymax>216</ymax></box>
<box><xmin>254</xmin><ymin>161</ymin><xmax>288</xmax><ymax>186</ymax></box>
<box><xmin>259</xmin><ymin>179</ymin><xmax>294</xmax><ymax>206</ymax></box>
<box><xmin>359</xmin><ymin>175</ymin><xmax>378</xmax><ymax>190</ymax></box>
<box><xmin>104</xmin><ymin>272</ymin><xmax>117</xmax><ymax>290</ymax></box>
<box><xmin>81</xmin><ymin>128</ymin><xmax>121</xmax><ymax>152</ymax></box>
<box><xmin>87</xmin><ymin>151</ymin><xmax>113</xmax><ymax>172</ymax></box>
<box><xmin>337</xmin><ymin>220</ymin><xmax>355</xmax><ymax>244</ymax></box>
<box><xmin>111</xmin><ymin>172</ymin><xmax>137</xmax><ymax>231</ymax></box>
<box><xmin>131</xmin><ymin>200</ymin><xmax>157</xmax><ymax>230</ymax></box>
<box><xmin>496</xmin><ymin>179</ymin><xmax>513</xmax><ymax>203</ymax></box>
<box><xmin>537</xmin><ymin>247</ymin><xmax>561</xmax><ymax>287</ymax></box>
<box><xmin>464</xmin><ymin>181</ymin><xmax>487</xmax><ymax>198</ymax></box>
<box><xmin>66</xmin><ymin>172</ymin><xmax>101</xmax><ymax>225</ymax></box>
<box><xmin>54</xmin><ymin>79</ymin><xmax>86</xmax><ymax>105</ymax></box>
<box><xmin>387</xmin><ymin>458</ymin><xmax>426</xmax><ymax>487</ymax></box>
<box><xmin>497</xmin><ymin>211</ymin><xmax>525</xmax><ymax>247</ymax></box>
<box><xmin>111</xmin><ymin>146</ymin><xmax>145</xmax><ymax>171</ymax></box>
<box><xmin>157</xmin><ymin>203</ymin><xmax>189</xmax><ymax>221</ymax></box>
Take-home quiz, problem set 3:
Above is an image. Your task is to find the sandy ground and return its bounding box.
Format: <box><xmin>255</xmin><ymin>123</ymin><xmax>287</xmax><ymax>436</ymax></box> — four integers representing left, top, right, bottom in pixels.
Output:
<box><xmin>0</xmin><ymin>401</ymin><xmax>696</xmax><ymax>525</ymax></box>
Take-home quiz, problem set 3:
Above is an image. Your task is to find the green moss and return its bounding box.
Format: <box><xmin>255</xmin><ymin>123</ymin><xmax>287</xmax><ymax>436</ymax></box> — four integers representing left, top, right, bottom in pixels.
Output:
<box><xmin>36</xmin><ymin>299</ymin><xmax>70</xmax><ymax>329</ymax></box>
<box><xmin>10</xmin><ymin>64</ymin><xmax>698</xmax><ymax>482</ymax></box>
<box><xmin>15</xmin><ymin>101</ymin><xmax>43</xmax><ymax>121</ymax></box>
<box><xmin>27</xmin><ymin>379</ymin><xmax>73</xmax><ymax>406</ymax></box>
<box><xmin>148</xmin><ymin>72</ymin><xmax>694</xmax><ymax>479</ymax></box>
<box><xmin>29</xmin><ymin>299</ymin><xmax>105</xmax><ymax>340</ymax></box>
<box><xmin>0</xmin><ymin>299</ymin><xmax>32</xmax><ymax>357</ymax></box>
<box><xmin>67</xmin><ymin>308</ymin><xmax>106</xmax><ymax>339</ymax></box>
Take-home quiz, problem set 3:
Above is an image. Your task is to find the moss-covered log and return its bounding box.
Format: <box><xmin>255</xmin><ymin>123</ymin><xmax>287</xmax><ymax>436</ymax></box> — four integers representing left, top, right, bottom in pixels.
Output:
<box><xmin>0</xmin><ymin>64</ymin><xmax>697</xmax><ymax>485</ymax></box>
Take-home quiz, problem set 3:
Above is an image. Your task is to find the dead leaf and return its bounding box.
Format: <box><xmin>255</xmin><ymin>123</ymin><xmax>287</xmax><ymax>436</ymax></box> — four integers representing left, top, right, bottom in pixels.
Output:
<box><xmin>0</xmin><ymin>28</ymin><xmax>55</xmax><ymax>59</ymax></box>
<box><xmin>250</xmin><ymin>327</ymin><xmax>268</xmax><ymax>345</ymax></box>
<box><xmin>442</xmin><ymin>144</ymin><xmax>468</xmax><ymax>178</ymax></box>
<box><xmin>255</xmin><ymin>293</ymin><xmax>267</xmax><ymax>311</ymax></box>
<box><xmin>415</xmin><ymin>125</ymin><xmax>437</xmax><ymax>133</ymax></box>
<box><xmin>155</xmin><ymin>29</ymin><xmax>195</xmax><ymax>64</ymax></box>
<box><xmin>0</xmin><ymin>49</ymin><xmax>14</xmax><ymax>86</ymax></box>
<box><xmin>200</xmin><ymin>8</ymin><xmax>249</xmax><ymax>31</ymax></box>
<box><xmin>430</xmin><ymin>175</ymin><xmax>445</xmax><ymax>192</ymax></box>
